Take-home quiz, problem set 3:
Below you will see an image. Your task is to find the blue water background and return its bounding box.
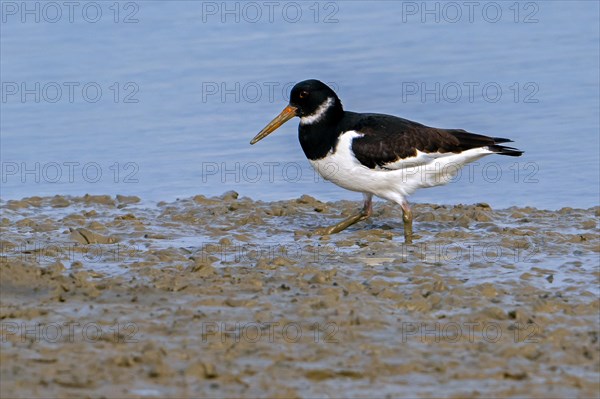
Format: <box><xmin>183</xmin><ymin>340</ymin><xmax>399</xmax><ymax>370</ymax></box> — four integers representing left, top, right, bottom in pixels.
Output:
<box><xmin>1</xmin><ymin>1</ymin><xmax>599</xmax><ymax>209</ymax></box>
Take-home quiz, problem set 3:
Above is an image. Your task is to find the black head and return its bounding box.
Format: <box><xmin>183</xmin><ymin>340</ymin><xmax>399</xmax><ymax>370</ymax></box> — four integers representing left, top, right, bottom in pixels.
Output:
<box><xmin>289</xmin><ymin>80</ymin><xmax>341</xmax><ymax>118</ymax></box>
<box><xmin>250</xmin><ymin>79</ymin><xmax>343</xmax><ymax>145</ymax></box>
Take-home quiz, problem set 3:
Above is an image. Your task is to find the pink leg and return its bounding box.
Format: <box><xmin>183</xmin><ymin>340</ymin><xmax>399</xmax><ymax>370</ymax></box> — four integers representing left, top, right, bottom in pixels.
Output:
<box><xmin>400</xmin><ymin>201</ymin><xmax>413</xmax><ymax>244</ymax></box>
<box><xmin>316</xmin><ymin>193</ymin><xmax>373</xmax><ymax>235</ymax></box>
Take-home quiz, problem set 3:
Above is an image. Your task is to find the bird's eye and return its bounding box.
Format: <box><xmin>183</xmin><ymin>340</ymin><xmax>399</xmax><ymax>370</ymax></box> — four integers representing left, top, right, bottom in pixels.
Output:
<box><xmin>299</xmin><ymin>91</ymin><xmax>309</xmax><ymax>99</ymax></box>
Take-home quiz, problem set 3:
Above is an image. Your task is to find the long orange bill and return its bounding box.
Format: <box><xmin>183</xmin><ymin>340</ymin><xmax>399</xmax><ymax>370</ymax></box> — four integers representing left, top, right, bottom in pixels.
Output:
<box><xmin>250</xmin><ymin>105</ymin><xmax>298</xmax><ymax>144</ymax></box>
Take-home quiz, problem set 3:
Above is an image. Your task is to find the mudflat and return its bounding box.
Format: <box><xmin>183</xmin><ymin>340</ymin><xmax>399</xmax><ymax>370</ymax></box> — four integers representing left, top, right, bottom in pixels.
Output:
<box><xmin>1</xmin><ymin>193</ymin><xmax>598</xmax><ymax>398</ymax></box>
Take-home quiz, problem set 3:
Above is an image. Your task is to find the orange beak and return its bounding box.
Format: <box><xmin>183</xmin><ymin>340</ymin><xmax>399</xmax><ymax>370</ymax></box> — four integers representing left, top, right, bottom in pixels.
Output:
<box><xmin>250</xmin><ymin>105</ymin><xmax>298</xmax><ymax>145</ymax></box>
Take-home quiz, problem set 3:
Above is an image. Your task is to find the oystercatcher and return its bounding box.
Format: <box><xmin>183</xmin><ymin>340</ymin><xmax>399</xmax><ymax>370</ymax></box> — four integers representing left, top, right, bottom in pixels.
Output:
<box><xmin>250</xmin><ymin>80</ymin><xmax>523</xmax><ymax>243</ymax></box>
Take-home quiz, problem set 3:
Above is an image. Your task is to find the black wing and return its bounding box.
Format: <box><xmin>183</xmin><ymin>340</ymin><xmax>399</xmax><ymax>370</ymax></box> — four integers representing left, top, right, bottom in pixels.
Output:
<box><xmin>341</xmin><ymin>112</ymin><xmax>522</xmax><ymax>169</ymax></box>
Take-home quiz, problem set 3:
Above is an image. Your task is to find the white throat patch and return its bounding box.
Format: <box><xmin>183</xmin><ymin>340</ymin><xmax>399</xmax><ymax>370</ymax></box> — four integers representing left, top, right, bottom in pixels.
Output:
<box><xmin>300</xmin><ymin>97</ymin><xmax>334</xmax><ymax>125</ymax></box>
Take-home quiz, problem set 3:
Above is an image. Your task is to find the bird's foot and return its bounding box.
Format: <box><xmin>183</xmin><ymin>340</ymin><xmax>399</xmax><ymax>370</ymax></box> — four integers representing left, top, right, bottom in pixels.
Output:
<box><xmin>313</xmin><ymin>224</ymin><xmax>341</xmax><ymax>236</ymax></box>
<box><xmin>408</xmin><ymin>233</ymin><xmax>422</xmax><ymax>242</ymax></box>
<box><xmin>403</xmin><ymin>233</ymin><xmax>423</xmax><ymax>244</ymax></box>
<box><xmin>310</xmin><ymin>195</ymin><xmax>373</xmax><ymax>237</ymax></box>
<box><xmin>313</xmin><ymin>212</ymin><xmax>370</xmax><ymax>236</ymax></box>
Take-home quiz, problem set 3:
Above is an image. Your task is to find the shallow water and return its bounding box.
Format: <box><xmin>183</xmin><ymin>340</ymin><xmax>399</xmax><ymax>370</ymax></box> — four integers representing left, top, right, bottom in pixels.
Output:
<box><xmin>2</xmin><ymin>1</ymin><xmax>599</xmax><ymax>209</ymax></box>
<box><xmin>1</xmin><ymin>193</ymin><xmax>598</xmax><ymax>294</ymax></box>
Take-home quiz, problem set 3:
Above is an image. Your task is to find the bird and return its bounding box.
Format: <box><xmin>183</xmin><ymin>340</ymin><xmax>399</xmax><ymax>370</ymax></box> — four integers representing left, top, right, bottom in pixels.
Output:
<box><xmin>250</xmin><ymin>79</ymin><xmax>523</xmax><ymax>243</ymax></box>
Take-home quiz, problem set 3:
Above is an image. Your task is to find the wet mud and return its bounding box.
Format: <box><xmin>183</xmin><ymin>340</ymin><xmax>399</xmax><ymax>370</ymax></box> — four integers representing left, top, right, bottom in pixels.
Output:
<box><xmin>1</xmin><ymin>193</ymin><xmax>599</xmax><ymax>398</ymax></box>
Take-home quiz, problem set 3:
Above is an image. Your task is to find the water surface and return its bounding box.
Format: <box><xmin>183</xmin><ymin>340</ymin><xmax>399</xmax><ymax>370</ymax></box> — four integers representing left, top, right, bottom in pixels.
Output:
<box><xmin>2</xmin><ymin>1</ymin><xmax>599</xmax><ymax>209</ymax></box>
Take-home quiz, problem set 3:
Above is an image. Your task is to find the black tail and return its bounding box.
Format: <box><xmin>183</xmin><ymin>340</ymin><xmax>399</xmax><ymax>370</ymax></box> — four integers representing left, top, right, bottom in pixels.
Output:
<box><xmin>490</xmin><ymin>136</ymin><xmax>523</xmax><ymax>156</ymax></box>
<box><xmin>490</xmin><ymin>143</ymin><xmax>524</xmax><ymax>157</ymax></box>
<box><xmin>491</xmin><ymin>137</ymin><xmax>513</xmax><ymax>144</ymax></box>
<box><xmin>448</xmin><ymin>130</ymin><xmax>524</xmax><ymax>157</ymax></box>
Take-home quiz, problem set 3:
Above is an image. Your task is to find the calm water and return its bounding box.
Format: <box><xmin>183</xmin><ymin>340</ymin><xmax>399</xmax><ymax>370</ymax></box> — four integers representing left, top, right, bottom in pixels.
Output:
<box><xmin>1</xmin><ymin>1</ymin><xmax>599</xmax><ymax>209</ymax></box>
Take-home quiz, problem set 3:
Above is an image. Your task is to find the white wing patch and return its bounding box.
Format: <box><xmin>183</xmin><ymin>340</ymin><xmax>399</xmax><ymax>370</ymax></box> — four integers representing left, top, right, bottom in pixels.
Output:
<box><xmin>378</xmin><ymin>149</ymin><xmax>492</xmax><ymax>170</ymax></box>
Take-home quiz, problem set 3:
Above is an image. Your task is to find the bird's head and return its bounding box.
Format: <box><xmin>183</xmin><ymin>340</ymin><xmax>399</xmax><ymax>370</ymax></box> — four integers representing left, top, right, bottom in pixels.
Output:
<box><xmin>250</xmin><ymin>79</ymin><xmax>341</xmax><ymax>144</ymax></box>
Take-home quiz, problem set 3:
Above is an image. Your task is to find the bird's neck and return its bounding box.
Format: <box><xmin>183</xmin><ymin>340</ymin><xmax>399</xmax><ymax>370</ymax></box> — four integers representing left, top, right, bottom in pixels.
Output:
<box><xmin>298</xmin><ymin>103</ymin><xmax>344</xmax><ymax>161</ymax></box>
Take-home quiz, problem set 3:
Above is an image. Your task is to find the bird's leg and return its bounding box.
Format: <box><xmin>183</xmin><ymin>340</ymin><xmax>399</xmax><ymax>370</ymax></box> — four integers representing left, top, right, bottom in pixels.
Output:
<box><xmin>400</xmin><ymin>201</ymin><xmax>413</xmax><ymax>244</ymax></box>
<box><xmin>315</xmin><ymin>194</ymin><xmax>373</xmax><ymax>235</ymax></box>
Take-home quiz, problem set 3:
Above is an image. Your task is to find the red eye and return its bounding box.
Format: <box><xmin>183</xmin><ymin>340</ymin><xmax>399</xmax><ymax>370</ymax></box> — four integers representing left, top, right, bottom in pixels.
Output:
<box><xmin>299</xmin><ymin>91</ymin><xmax>309</xmax><ymax>99</ymax></box>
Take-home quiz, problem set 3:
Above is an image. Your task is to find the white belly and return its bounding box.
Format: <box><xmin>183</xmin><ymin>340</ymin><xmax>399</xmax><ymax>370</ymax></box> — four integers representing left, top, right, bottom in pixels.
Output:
<box><xmin>309</xmin><ymin>130</ymin><xmax>493</xmax><ymax>205</ymax></box>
